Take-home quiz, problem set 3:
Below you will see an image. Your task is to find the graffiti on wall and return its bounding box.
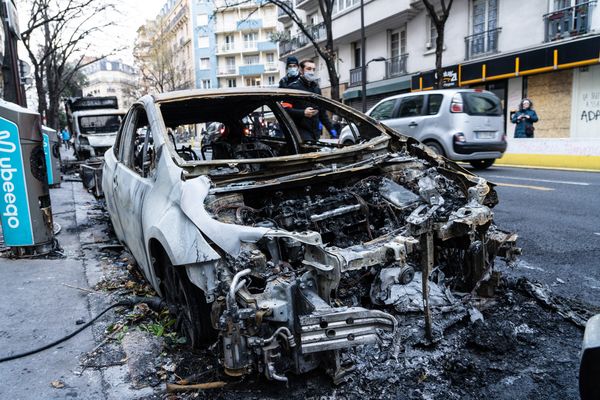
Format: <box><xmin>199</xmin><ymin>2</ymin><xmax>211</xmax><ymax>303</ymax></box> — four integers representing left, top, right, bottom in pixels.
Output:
<box><xmin>580</xmin><ymin>91</ymin><xmax>600</xmax><ymax>123</ymax></box>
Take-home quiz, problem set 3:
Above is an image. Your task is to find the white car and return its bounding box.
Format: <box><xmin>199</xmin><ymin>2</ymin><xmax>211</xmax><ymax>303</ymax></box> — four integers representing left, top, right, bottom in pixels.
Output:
<box><xmin>340</xmin><ymin>89</ymin><xmax>507</xmax><ymax>169</ymax></box>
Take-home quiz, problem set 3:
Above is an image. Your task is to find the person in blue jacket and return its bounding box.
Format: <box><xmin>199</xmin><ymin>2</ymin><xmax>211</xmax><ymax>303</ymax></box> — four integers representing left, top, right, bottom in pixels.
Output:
<box><xmin>511</xmin><ymin>98</ymin><xmax>538</xmax><ymax>138</ymax></box>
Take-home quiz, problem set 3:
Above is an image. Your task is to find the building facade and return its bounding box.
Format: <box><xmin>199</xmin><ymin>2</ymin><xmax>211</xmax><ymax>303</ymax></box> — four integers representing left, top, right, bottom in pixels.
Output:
<box><xmin>81</xmin><ymin>59</ymin><xmax>138</xmax><ymax>109</ymax></box>
<box><xmin>278</xmin><ymin>0</ymin><xmax>600</xmax><ymax>168</ymax></box>
<box><xmin>213</xmin><ymin>0</ymin><xmax>280</xmax><ymax>88</ymax></box>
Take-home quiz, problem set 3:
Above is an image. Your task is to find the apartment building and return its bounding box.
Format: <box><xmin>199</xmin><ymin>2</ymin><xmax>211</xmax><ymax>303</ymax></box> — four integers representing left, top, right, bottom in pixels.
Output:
<box><xmin>213</xmin><ymin>0</ymin><xmax>280</xmax><ymax>88</ymax></box>
<box><xmin>81</xmin><ymin>59</ymin><xmax>137</xmax><ymax>109</ymax></box>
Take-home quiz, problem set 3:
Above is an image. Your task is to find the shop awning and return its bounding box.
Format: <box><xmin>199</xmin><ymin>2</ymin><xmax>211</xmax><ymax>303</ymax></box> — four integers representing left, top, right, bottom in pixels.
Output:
<box><xmin>342</xmin><ymin>74</ymin><xmax>412</xmax><ymax>100</ymax></box>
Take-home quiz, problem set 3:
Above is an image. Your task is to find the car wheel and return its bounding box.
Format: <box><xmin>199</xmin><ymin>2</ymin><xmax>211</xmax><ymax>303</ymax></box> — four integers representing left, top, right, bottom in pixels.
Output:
<box><xmin>469</xmin><ymin>159</ymin><xmax>495</xmax><ymax>170</ymax></box>
<box><xmin>159</xmin><ymin>253</ymin><xmax>216</xmax><ymax>348</ymax></box>
<box><xmin>424</xmin><ymin>141</ymin><xmax>445</xmax><ymax>156</ymax></box>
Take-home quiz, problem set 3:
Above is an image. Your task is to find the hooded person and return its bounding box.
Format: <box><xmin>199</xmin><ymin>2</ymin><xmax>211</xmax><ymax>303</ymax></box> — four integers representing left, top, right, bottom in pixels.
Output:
<box><xmin>511</xmin><ymin>98</ymin><xmax>538</xmax><ymax>138</ymax></box>
<box><xmin>278</xmin><ymin>56</ymin><xmax>300</xmax><ymax>88</ymax></box>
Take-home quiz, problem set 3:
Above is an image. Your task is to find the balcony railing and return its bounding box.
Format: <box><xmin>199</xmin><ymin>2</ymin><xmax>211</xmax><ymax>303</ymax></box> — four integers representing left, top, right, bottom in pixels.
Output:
<box><xmin>385</xmin><ymin>54</ymin><xmax>408</xmax><ymax>78</ymax></box>
<box><xmin>218</xmin><ymin>67</ymin><xmax>237</xmax><ymax>75</ymax></box>
<box><xmin>349</xmin><ymin>66</ymin><xmax>364</xmax><ymax>87</ymax></box>
<box><xmin>544</xmin><ymin>1</ymin><xmax>595</xmax><ymax>42</ymax></box>
<box><xmin>265</xmin><ymin>62</ymin><xmax>277</xmax><ymax>71</ymax></box>
<box><xmin>278</xmin><ymin>22</ymin><xmax>326</xmax><ymax>56</ymax></box>
<box><xmin>221</xmin><ymin>43</ymin><xmax>236</xmax><ymax>52</ymax></box>
<box><xmin>277</xmin><ymin>1</ymin><xmax>292</xmax><ymax>18</ymax></box>
<box><xmin>464</xmin><ymin>27</ymin><xmax>501</xmax><ymax>60</ymax></box>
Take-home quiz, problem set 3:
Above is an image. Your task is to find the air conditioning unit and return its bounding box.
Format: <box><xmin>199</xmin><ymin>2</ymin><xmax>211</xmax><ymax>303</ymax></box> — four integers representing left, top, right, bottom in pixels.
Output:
<box><xmin>425</xmin><ymin>41</ymin><xmax>432</xmax><ymax>49</ymax></box>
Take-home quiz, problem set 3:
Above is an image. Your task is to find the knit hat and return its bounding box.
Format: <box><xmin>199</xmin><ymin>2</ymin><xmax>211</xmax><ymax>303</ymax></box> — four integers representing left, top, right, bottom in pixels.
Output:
<box><xmin>286</xmin><ymin>56</ymin><xmax>299</xmax><ymax>67</ymax></box>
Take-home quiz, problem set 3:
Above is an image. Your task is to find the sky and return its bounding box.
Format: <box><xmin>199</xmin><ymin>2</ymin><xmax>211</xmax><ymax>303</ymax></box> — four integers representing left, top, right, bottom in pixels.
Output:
<box><xmin>17</xmin><ymin>0</ymin><xmax>167</xmax><ymax>67</ymax></box>
<box><xmin>96</xmin><ymin>0</ymin><xmax>167</xmax><ymax>64</ymax></box>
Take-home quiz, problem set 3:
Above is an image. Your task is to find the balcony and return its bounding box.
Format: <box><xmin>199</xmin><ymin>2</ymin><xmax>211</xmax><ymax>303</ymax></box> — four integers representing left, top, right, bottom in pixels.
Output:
<box><xmin>278</xmin><ymin>22</ymin><xmax>325</xmax><ymax>56</ymax></box>
<box><xmin>277</xmin><ymin>1</ymin><xmax>292</xmax><ymax>22</ymax></box>
<box><xmin>385</xmin><ymin>54</ymin><xmax>408</xmax><ymax>78</ymax></box>
<box><xmin>237</xmin><ymin>19</ymin><xmax>262</xmax><ymax>31</ymax></box>
<box><xmin>464</xmin><ymin>27</ymin><xmax>501</xmax><ymax>60</ymax></box>
<box><xmin>349</xmin><ymin>66</ymin><xmax>364</xmax><ymax>87</ymax></box>
<box><xmin>217</xmin><ymin>67</ymin><xmax>237</xmax><ymax>76</ymax></box>
<box><xmin>239</xmin><ymin>64</ymin><xmax>265</xmax><ymax>76</ymax></box>
<box><xmin>257</xmin><ymin>41</ymin><xmax>277</xmax><ymax>51</ymax></box>
<box><xmin>544</xmin><ymin>1</ymin><xmax>595</xmax><ymax>42</ymax></box>
<box><xmin>218</xmin><ymin>43</ymin><xmax>237</xmax><ymax>53</ymax></box>
<box><xmin>265</xmin><ymin>62</ymin><xmax>277</xmax><ymax>71</ymax></box>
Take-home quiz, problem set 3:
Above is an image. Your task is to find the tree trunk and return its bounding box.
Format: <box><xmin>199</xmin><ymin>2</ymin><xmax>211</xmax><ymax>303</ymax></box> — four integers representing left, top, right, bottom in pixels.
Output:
<box><xmin>435</xmin><ymin>23</ymin><xmax>445</xmax><ymax>89</ymax></box>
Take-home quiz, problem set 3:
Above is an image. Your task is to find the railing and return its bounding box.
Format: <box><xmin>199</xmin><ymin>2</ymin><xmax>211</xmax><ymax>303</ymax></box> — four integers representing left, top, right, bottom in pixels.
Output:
<box><xmin>265</xmin><ymin>62</ymin><xmax>277</xmax><ymax>71</ymax></box>
<box><xmin>221</xmin><ymin>43</ymin><xmax>236</xmax><ymax>52</ymax></box>
<box><xmin>349</xmin><ymin>66</ymin><xmax>364</xmax><ymax>87</ymax></box>
<box><xmin>166</xmin><ymin>5</ymin><xmax>188</xmax><ymax>33</ymax></box>
<box><xmin>218</xmin><ymin>67</ymin><xmax>237</xmax><ymax>75</ymax></box>
<box><xmin>278</xmin><ymin>22</ymin><xmax>326</xmax><ymax>56</ymax></box>
<box><xmin>277</xmin><ymin>1</ymin><xmax>292</xmax><ymax>17</ymax></box>
<box><xmin>243</xmin><ymin>41</ymin><xmax>257</xmax><ymax>49</ymax></box>
<box><xmin>464</xmin><ymin>27</ymin><xmax>501</xmax><ymax>60</ymax></box>
<box><xmin>543</xmin><ymin>1</ymin><xmax>595</xmax><ymax>42</ymax></box>
<box><xmin>385</xmin><ymin>54</ymin><xmax>408</xmax><ymax>78</ymax></box>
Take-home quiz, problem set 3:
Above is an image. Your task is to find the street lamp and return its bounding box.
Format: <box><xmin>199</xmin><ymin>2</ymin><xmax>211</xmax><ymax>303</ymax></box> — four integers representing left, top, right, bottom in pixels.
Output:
<box><xmin>361</xmin><ymin>57</ymin><xmax>386</xmax><ymax>113</ymax></box>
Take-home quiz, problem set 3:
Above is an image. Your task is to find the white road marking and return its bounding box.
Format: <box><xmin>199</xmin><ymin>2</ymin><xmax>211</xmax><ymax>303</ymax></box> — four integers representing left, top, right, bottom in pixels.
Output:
<box><xmin>487</xmin><ymin>175</ymin><xmax>590</xmax><ymax>186</ymax></box>
<box><xmin>494</xmin><ymin>182</ymin><xmax>554</xmax><ymax>191</ymax></box>
<box><xmin>594</xmin><ymin>232</ymin><xmax>600</xmax><ymax>236</ymax></box>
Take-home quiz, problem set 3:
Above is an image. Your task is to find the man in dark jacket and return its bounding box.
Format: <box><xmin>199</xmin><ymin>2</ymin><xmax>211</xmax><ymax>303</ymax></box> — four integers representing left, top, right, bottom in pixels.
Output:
<box><xmin>278</xmin><ymin>56</ymin><xmax>300</xmax><ymax>88</ymax></box>
<box><xmin>285</xmin><ymin>59</ymin><xmax>337</xmax><ymax>141</ymax></box>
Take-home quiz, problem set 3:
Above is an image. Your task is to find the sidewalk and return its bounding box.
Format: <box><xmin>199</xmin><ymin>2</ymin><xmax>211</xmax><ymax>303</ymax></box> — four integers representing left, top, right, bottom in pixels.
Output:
<box><xmin>497</xmin><ymin>137</ymin><xmax>600</xmax><ymax>170</ymax></box>
<box><xmin>0</xmin><ymin>165</ymin><xmax>151</xmax><ymax>399</ymax></box>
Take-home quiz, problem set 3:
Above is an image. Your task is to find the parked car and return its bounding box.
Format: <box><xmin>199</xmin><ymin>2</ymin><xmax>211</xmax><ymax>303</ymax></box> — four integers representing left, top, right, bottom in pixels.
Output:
<box><xmin>103</xmin><ymin>88</ymin><xmax>517</xmax><ymax>382</ymax></box>
<box><xmin>340</xmin><ymin>89</ymin><xmax>507</xmax><ymax>169</ymax></box>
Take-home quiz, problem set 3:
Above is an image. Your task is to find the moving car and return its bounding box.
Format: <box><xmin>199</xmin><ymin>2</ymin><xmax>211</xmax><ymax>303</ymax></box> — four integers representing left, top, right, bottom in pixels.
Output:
<box><xmin>103</xmin><ymin>88</ymin><xmax>517</xmax><ymax>382</ymax></box>
<box><xmin>339</xmin><ymin>89</ymin><xmax>507</xmax><ymax>169</ymax></box>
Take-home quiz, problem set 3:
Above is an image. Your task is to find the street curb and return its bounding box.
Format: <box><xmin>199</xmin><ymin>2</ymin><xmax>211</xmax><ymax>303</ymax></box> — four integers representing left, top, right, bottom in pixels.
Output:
<box><xmin>490</xmin><ymin>163</ymin><xmax>600</xmax><ymax>173</ymax></box>
<box><xmin>495</xmin><ymin>153</ymin><xmax>600</xmax><ymax>171</ymax></box>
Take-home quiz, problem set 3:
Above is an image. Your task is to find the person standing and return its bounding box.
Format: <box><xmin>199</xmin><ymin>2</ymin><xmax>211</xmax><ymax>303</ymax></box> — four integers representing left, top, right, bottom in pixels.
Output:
<box><xmin>61</xmin><ymin>127</ymin><xmax>71</xmax><ymax>149</ymax></box>
<box><xmin>285</xmin><ymin>59</ymin><xmax>337</xmax><ymax>141</ymax></box>
<box><xmin>278</xmin><ymin>56</ymin><xmax>300</xmax><ymax>89</ymax></box>
<box><xmin>511</xmin><ymin>98</ymin><xmax>538</xmax><ymax>138</ymax></box>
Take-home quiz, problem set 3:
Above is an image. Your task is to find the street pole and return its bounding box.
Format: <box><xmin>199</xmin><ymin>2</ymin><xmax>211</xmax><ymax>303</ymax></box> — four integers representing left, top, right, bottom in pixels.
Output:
<box><xmin>360</xmin><ymin>0</ymin><xmax>367</xmax><ymax>113</ymax></box>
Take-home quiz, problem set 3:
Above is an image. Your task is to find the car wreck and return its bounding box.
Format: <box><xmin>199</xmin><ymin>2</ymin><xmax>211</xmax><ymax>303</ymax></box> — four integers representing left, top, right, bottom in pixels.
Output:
<box><xmin>102</xmin><ymin>88</ymin><xmax>518</xmax><ymax>383</ymax></box>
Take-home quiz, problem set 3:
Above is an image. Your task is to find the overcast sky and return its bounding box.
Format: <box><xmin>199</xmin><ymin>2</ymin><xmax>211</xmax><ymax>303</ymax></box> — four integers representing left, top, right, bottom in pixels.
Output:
<box><xmin>18</xmin><ymin>0</ymin><xmax>167</xmax><ymax>66</ymax></box>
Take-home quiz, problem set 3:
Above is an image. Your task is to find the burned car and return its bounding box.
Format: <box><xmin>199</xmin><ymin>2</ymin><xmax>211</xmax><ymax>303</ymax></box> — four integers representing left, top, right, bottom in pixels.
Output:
<box><xmin>102</xmin><ymin>88</ymin><xmax>516</xmax><ymax>382</ymax></box>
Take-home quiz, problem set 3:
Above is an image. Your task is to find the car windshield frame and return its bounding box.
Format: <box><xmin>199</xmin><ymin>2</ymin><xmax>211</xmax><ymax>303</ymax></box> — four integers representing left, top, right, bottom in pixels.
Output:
<box><xmin>155</xmin><ymin>91</ymin><xmax>392</xmax><ymax>167</ymax></box>
<box><xmin>78</xmin><ymin>113</ymin><xmax>125</xmax><ymax>135</ymax></box>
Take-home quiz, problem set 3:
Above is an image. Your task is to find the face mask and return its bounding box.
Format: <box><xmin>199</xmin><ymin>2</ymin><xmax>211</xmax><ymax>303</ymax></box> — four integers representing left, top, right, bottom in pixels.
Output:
<box><xmin>304</xmin><ymin>71</ymin><xmax>316</xmax><ymax>82</ymax></box>
<box><xmin>287</xmin><ymin>67</ymin><xmax>299</xmax><ymax>78</ymax></box>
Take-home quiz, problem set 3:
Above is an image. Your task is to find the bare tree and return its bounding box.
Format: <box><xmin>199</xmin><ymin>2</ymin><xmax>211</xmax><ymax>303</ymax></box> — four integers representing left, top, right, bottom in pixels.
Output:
<box><xmin>216</xmin><ymin>0</ymin><xmax>340</xmax><ymax>101</ymax></box>
<box><xmin>20</xmin><ymin>0</ymin><xmax>116</xmax><ymax>130</ymax></box>
<box><xmin>422</xmin><ymin>0</ymin><xmax>454</xmax><ymax>89</ymax></box>
<box><xmin>133</xmin><ymin>18</ymin><xmax>194</xmax><ymax>94</ymax></box>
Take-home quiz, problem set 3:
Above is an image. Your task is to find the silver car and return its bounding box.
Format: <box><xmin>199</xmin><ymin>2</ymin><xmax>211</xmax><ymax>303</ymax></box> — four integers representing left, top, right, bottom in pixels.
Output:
<box><xmin>340</xmin><ymin>89</ymin><xmax>507</xmax><ymax>169</ymax></box>
<box><xmin>103</xmin><ymin>88</ymin><xmax>516</xmax><ymax>382</ymax></box>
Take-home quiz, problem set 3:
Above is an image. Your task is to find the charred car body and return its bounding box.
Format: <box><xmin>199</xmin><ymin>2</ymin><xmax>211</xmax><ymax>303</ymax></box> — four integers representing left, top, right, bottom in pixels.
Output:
<box><xmin>102</xmin><ymin>89</ymin><xmax>517</xmax><ymax>382</ymax></box>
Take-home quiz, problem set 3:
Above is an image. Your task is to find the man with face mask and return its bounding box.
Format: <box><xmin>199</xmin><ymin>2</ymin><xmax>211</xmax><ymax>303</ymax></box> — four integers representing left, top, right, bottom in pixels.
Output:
<box><xmin>278</xmin><ymin>56</ymin><xmax>300</xmax><ymax>88</ymax></box>
<box><xmin>285</xmin><ymin>59</ymin><xmax>337</xmax><ymax>141</ymax></box>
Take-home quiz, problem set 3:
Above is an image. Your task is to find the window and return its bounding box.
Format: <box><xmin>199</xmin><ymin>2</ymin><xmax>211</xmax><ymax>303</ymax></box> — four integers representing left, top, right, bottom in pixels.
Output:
<box><xmin>266</xmin><ymin>53</ymin><xmax>274</xmax><ymax>63</ymax></box>
<box><xmin>227</xmin><ymin>79</ymin><xmax>237</xmax><ymax>87</ymax></box>
<box><xmin>201</xmin><ymin>79</ymin><xmax>211</xmax><ymax>89</ymax></box>
<box><xmin>122</xmin><ymin>106</ymin><xmax>154</xmax><ymax>176</ymax></box>
<box><xmin>469</xmin><ymin>0</ymin><xmax>498</xmax><ymax>56</ymax></box>
<box><xmin>197</xmin><ymin>13</ymin><xmax>208</xmax><ymax>25</ymax></box>
<box><xmin>427</xmin><ymin>94</ymin><xmax>444</xmax><ymax>115</ymax></box>
<box><xmin>370</xmin><ymin>100</ymin><xmax>396</xmax><ymax>120</ymax></box>
<box><xmin>200</xmin><ymin>57</ymin><xmax>210</xmax><ymax>69</ymax></box>
<box><xmin>198</xmin><ymin>35</ymin><xmax>209</xmax><ymax>48</ymax></box>
<box><xmin>461</xmin><ymin>92</ymin><xmax>502</xmax><ymax>116</ymax></box>
<box><xmin>267</xmin><ymin>76</ymin><xmax>275</xmax><ymax>85</ymax></box>
<box><xmin>398</xmin><ymin>96</ymin><xmax>424</xmax><ymax>118</ymax></box>
<box><xmin>223</xmin><ymin>35</ymin><xmax>235</xmax><ymax>51</ymax></box>
<box><xmin>333</xmin><ymin>0</ymin><xmax>359</xmax><ymax>14</ymax></box>
<box><xmin>352</xmin><ymin>41</ymin><xmax>361</xmax><ymax>68</ymax></box>
<box><xmin>244</xmin><ymin>55</ymin><xmax>259</xmax><ymax>65</ymax></box>
<box><xmin>245</xmin><ymin>77</ymin><xmax>261</xmax><ymax>86</ymax></box>
<box><xmin>243</xmin><ymin>32</ymin><xmax>257</xmax><ymax>48</ymax></box>
<box><xmin>428</xmin><ymin>17</ymin><xmax>438</xmax><ymax>50</ymax></box>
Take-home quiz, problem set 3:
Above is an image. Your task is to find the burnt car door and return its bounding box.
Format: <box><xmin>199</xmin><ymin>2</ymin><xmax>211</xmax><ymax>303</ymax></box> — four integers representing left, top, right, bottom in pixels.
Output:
<box><xmin>112</xmin><ymin>105</ymin><xmax>155</xmax><ymax>269</ymax></box>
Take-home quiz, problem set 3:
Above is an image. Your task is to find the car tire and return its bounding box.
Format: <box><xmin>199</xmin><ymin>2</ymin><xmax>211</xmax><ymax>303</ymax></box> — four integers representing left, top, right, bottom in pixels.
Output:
<box><xmin>469</xmin><ymin>159</ymin><xmax>495</xmax><ymax>170</ymax></box>
<box><xmin>342</xmin><ymin>139</ymin><xmax>354</xmax><ymax>146</ymax></box>
<box><xmin>158</xmin><ymin>252</ymin><xmax>216</xmax><ymax>348</ymax></box>
<box><xmin>424</xmin><ymin>141</ymin><xmax>445</xmax><ymax>156</ymax></box>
